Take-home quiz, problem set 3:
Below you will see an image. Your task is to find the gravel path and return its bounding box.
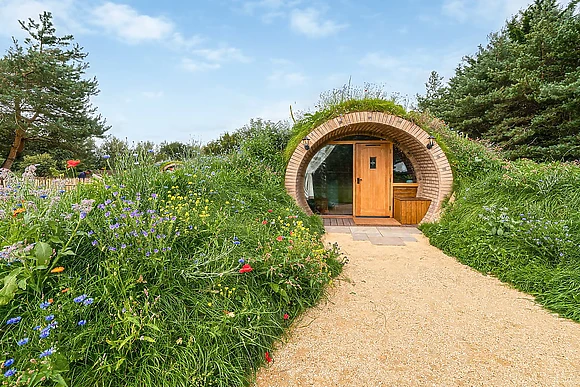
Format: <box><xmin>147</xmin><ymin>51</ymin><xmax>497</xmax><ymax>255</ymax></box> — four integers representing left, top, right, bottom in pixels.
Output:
<box><xmin>254</xmin><ymin>231</ymin><xmax>580</xmax><ymax>386</ymax></box>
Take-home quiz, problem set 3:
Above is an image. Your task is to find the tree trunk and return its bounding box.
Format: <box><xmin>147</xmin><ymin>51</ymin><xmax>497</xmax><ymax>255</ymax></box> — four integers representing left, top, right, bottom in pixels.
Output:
<box><xmin>1</xmin><ymin>129</ymin><xmax>27</xmax><ymax>170</ymax></box>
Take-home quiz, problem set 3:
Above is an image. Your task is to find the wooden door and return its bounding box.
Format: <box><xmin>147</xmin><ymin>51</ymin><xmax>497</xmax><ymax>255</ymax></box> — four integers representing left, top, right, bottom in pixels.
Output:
<box><xmin>354</xmin><ymin>143</ymin><xmax>392</xmax><ymax>217</ymax></box>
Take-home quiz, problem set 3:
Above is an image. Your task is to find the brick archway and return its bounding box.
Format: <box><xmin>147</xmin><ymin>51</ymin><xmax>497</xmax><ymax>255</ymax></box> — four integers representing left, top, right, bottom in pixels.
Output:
<box><xmin>285</xmin><ymin>112</ymin><xmax>453</xmax><ymax>223</ymax></box>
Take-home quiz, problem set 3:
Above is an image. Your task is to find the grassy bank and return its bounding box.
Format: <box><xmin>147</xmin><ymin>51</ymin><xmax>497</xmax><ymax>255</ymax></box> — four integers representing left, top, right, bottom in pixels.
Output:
<box><xmin>418</xmin><ymin>114</ymin><xmax>580</xmax><ymax>322</ymax></box>
<box><xmin>0</xmin><ymin>150</ymin><xmax>343</xmax><ymax>386</ymax></box>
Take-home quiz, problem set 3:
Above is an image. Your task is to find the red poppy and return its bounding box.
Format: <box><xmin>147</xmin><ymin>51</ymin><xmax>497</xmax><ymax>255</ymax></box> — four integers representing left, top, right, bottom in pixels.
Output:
<box><xmin>262</xmin><ymin>220</ymin><xmax>268</xmax><ymax>225</ymax></box>
<box><xmin>276</xmin><ymin>236</ymin><xmax>284</xmax><ymax>241</ymax></box>
<box><xmin>267</xmin><ymin>209</ymin><xmax>273</xmax><ymax>213</ymax></box>
<box><xmin>239</xmin><ymin>264</ymin><xmax>253</xmax><ymax>274</ymax></box>
<box><xmin>265</xmin><ymin>352</ymin><xmax>272</xmax><ymax>363</ymax></box>
<box><xmin>283</xmin><ymin>313</ymin><xmax>289</xmax><ymax>320</ymax></box>
<box><xmin>66</xmin><ymin>160</ymin><xmax>81</xmax><ymax>169</ymax></box>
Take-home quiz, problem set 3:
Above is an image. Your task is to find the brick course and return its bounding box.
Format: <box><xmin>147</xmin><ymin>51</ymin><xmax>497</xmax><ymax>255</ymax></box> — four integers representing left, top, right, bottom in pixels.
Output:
<box><xmin>285</xmin><ymin>112</ymin><xmax>453</xmax><ymax>223</ymax></box>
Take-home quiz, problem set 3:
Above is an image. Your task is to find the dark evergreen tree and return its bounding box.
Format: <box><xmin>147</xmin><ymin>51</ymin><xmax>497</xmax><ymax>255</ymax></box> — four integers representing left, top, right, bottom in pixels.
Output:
<box><xmin>419</xmin><ymin>0</ymin><xmax>580</xmax><ymax>160</ymax></box>
<box><xmin>0</xmin><ymin>12</ymin><xmax>108</xmax><ymax>169</ymax></box>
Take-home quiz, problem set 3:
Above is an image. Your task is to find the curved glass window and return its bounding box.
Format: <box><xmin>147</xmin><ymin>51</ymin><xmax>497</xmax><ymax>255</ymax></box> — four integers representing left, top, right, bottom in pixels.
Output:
<box><xmin>305</xmin><ymin>145</ymin><xmax>353</xmax><ymax>215</ymax></box>
<box><xmin>393</xmin><ymin>146</ymin><xmax>416</xmax><ymax>183</ymax></box>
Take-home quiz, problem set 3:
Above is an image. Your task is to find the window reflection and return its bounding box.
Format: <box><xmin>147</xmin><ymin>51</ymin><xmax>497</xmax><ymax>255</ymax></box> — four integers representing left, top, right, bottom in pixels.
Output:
<box><xmin>393</xmin><ymin>146</ymin><xmax>416</xmax><ymax>183</ymax></box>
<box><xmin>305</xmin><ymin>145</ymin><xmax>353</xmax><ymax>215</ymax></box>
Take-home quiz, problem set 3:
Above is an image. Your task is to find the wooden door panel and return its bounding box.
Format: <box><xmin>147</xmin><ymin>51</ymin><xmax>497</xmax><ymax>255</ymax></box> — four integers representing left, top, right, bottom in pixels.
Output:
<box><xmin>354</xmin><ymin>143</ymin><xmax>392</xmax><ymax>217</ymax></box>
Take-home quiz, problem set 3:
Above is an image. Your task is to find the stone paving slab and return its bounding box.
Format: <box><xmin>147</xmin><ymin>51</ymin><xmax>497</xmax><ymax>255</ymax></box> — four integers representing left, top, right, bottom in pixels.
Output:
<box><xmin>368</xmin><ymin>236</ymin><xmax>406</xmax><ymax>246</ymax></box>
<box><xmin>326</xmin><ymin>225</ymin><xmax>422</xmax><ymax>246</ymax></box>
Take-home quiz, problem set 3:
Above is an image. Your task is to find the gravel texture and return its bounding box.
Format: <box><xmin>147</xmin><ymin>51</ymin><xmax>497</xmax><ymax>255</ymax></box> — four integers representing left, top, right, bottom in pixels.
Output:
<box><xmin>254</xmin><ymin>232</ymin><xmax>580</xmax><ymax>387</ymax></box>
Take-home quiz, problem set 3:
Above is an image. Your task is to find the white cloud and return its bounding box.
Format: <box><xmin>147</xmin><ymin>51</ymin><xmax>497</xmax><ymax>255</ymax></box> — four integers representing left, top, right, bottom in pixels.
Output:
<box><xmin>267</xmin><ymin>70</ymin><xmax>307</xmax><ymax>87</ymax></box>
<box><xmin>91</xmin><ymin>2</ymin><xmax>173</xmax><ymax>43</ymax></box>
<box><xmin>180</xmin><ymin>58</ymin><xmax>221</xmax><ymax>72</ymax></box>
<box><xmin>193</xmin><ymin>46</ymin><xmax>252</xmax><ymax>63</ymax></box>
<box><xmin>171</xmin><ymin>32</ymin><xmax>204</xmax><ymax>49</ymax></box>
<box><xmin>290</xmin><ymin>8</ymin><xmax>347</xmax><ymax>38</ymax></box>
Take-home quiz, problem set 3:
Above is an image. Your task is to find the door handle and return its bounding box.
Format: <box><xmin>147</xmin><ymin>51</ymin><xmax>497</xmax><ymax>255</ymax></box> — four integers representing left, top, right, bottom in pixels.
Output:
<box><xmin>357</xmin><ymin>178</ymin><xmax>362</xmax><ymax>184</ymax></box>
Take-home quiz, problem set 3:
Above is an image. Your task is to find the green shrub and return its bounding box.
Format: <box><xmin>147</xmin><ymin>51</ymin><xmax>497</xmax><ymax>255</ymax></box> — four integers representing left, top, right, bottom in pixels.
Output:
<box><xmin>16</xmin><ymin>153</ymin><xmax>59</xmax><ymax>177</ymax></box>
<box><xmin>204</xmin><ymin>119</ymin><xmax>291</xmax><ymax>172</ymax></box>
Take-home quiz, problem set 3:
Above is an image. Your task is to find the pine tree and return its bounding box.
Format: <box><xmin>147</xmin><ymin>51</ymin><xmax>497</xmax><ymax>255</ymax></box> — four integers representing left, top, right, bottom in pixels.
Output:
<box><xmin>0</xmin><ymin>12</ymin><xmax>108</xmax><ymax>170</ymax></box>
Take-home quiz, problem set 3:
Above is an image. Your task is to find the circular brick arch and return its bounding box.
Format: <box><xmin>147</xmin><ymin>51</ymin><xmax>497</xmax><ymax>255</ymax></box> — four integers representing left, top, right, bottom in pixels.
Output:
<box><xmin>285</xmin><ymin>112</ymin><xmax>453</xmax><ymax>223</ymax></box>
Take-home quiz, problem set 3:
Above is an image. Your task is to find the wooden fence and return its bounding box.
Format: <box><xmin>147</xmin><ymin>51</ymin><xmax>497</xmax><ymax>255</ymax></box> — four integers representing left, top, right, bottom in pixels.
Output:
<box><xmin>0</xmin><ymin>177</ymin><xmax>92</xmax><ymax>190</ymax></box>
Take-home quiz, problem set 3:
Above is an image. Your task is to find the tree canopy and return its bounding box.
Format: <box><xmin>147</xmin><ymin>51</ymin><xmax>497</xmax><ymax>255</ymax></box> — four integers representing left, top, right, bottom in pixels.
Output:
<box><xmin>0</xmin><ymin>11</ymin><xmax>108</xmax><ymax>170</ymax></box>
<box><xmin>418</xmin><ymin>0</ymin><xmax>580</xmax><ymax>160</ymax></box>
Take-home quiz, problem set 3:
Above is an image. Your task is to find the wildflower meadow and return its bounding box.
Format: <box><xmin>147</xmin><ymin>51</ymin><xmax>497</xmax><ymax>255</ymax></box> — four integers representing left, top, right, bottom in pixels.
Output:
<box><xmin>0</xmin><ymin>148</ymin><xmax>344</xmax><ymax>386</ymax></box>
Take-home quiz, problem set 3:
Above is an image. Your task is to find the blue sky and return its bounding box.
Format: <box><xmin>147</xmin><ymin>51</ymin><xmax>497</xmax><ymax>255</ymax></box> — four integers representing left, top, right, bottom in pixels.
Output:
<box><xmin>0</xmin><ymin>0</ymin><xmax>566</xmax><ymax>144</ymax></box>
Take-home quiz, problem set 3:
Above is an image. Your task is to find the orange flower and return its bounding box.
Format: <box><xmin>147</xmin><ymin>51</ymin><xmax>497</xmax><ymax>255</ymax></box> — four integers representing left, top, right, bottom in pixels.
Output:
<box><xmin>48</xmin><ymin>298</ymin><xmax>54</xmax><ymax>304</ymax></box>
<box><xmin>12</xmin><ymin>208</ymin><xmax>25</xmax><ymax>217</ymax></box>
<box><xmin>66</xmin><ymin>159</ymin><xmax>81</xmax><ymax>169</ymax></box>
<box><xmin>61</xmin><ymin>288</ymin><xmax>70</xmax><ymax>293</ymax></box>
<box><xmin>50</xmin><ymin>267</ymin><xmax>65</xmax><ymax>273</ymax></box>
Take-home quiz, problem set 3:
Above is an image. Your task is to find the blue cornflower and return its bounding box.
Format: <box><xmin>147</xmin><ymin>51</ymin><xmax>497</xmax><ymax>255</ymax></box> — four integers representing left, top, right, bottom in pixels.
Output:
<box><xmin>77</xmin><ymin>320</ymin><xmax>87</xmax><ymax>326</ymax></box>
<box><xmin>33</xmin><ymin>325</ymin><xmax>41</xmax><ymax>331</ymax></box>
<box><xmin>151</xmin><ymin>193</ymin><xmax>157</xmax><ymax>199</ymax></box>
<box><xmin>6</xmin><ymin>316</ymin><xmax>21</xmax><ymax>325</ymax></box>
<box><xmin>113</xmin><ymin>192</ymin><xmax>119</xmax><ymax>197</ymax></box>
<box><xmin>3</xmin><ymin>368</ymin><xmax>16</xmax><ymax>377</ymax></box>
<box><xmin>105</xmin><ymin>211</ymin><xmax>111</xmax><ymax>217</ymax></box>
<box><xmin>45</xmin><ymin>315</ymin><xmax>55</xmax><ymax>322</ymax></box>
<box><xmin>83</xmin><ymin>298</ymin><xmax>94</xmax><ymax>306</ymax></box>
<box><xmin>109</xmin><ymin>223</ymin><xmax>120</xmax><ymax>230</ymax></box>
<box><xmin>121</xmin><ymin>244</ymin><xmax>127</xmax><ymax>249</ymax></box>
<box><xmin>108</xmin><ymin>246</ymin><xmax>117</xmax><ymax>252</ymax></box>
<box><xmin>145</xmin><ymin>252</ymin><xmax>151</xmax><ymax>257</ymax></box>
<box><xmin>3</xmin><ymin>359</ymin><xmax>14</xmax><ymax>367</ymax></box>
<box><xmin>40</xmin><ymin>301</ymin><xmax>50</xmax><ymax>309</ymax></box>
<box><xmin>92</xmin><ymin>240</ymin><xmax>98</xmax><ymax>246</ymax></box>
<box><xmin>80</xmin><ymin>211</ymin><xmax>87</xmax><ymax>220</ymax></box>
<box><xmin>17</xmin><ymin>337</ymin><xmax>29</xmax><ymax>346</ymax></box>
<box><xmin>105</xmin><ymin>199</ymin><xmax>112</xmax><ymax>205</ymax></box>
<box><xmin>97</xmin><ymin>204</ymin><xmax>105</xmax><ymax>210</ymax></box>
<box><xmin>39</xmin><ymin>194</ymin><xmax>48</xmax><ymax>199</ymax></box>
<box><xmin>74</xmin><ymin>294</ymin><xmax>87</xmax><ymax>303</ymax></box>
<box><xmin>105</xmin><ymin>185</ymin><xmax>111</xmax><ymax>190</ymax></box>
<box><xmin>153</xmin><ymin>249</ymin><xmax>159</xmax><ymax>253</ymax></box>
<box><xmin>239</xmin><ymin>258</ymin><xmax>245</xmax><ymax>264</ymax></box>
<box><xmin>88</xmin><ymin>230</ymin><xmax>94</xmax><ymax>236</ymax></box>
<box><xmin>39</xmin><ymin>328</ymin><xmax>50</xmax><ymax>339</ymax></box>
<box><xmin>103</xmin><ymin>155</ymin><xmax>111</xmax><ymax>159</ymax></box>
<box><xmin>39</xmin><ymin>347</ymin><xmax>55</xmax><ymax>358</ymax></box>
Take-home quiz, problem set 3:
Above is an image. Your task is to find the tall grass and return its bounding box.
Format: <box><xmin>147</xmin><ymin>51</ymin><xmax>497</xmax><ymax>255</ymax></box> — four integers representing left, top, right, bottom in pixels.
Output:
<box><xmin>420</xmin><ymin>125</ymin><xmax>580</xmax><ymax>322</ymax></box>
<box><xmin>0</xmin><ymin>149</ymin><xmax>343</xmax><ymax>386</ymax></box>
